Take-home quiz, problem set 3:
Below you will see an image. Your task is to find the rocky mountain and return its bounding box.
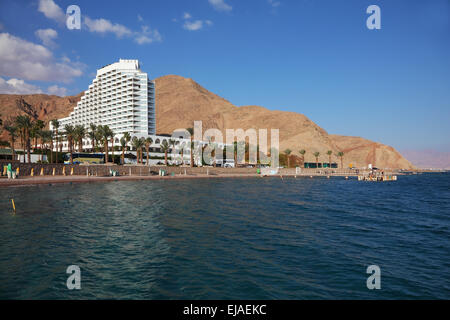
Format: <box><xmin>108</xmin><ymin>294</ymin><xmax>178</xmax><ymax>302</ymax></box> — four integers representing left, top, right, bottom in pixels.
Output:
<box><xmin>0</xmin><ymin>75</ymin><xmax>415</xmax><ymax>169</ymax></box>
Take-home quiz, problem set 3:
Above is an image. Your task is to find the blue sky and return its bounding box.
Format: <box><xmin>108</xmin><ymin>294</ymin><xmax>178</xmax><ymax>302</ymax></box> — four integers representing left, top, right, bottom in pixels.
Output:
<box><xmin>0</xmin><ymin>0</ymin><xmax>449</xmax><ymax>153</ymax></box>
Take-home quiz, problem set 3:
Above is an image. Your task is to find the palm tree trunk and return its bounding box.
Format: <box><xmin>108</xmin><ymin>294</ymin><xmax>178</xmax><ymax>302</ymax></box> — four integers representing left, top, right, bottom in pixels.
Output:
<box><xmin>10</xmin><ymin>137</ymin><xmax>15</xmax><ymax>160</ymax></box>
<box><xmin>111</xmin><ymin>139</ymin><xmax>114</xmax><ymax>164</ymax></box>
<box><xmin>190</xmin><ymin>138</ymin><xmax>193</xmax><ymax>167</ymax></box>
<box><xmin>40</xmin><ymin>138</ymin><xmax>43</xmax><ymax>162</ymax></box>
<box><xmin>50</xmin><ymin>140</ymin><xmax>53</xmax><ymax>164</ymax></box>
<box><xmin>104</xmin><ymin>141</ymin><xmax>108</xmax><ymax>164</ymax></box>
<box><xmin>54</xmin><ymin>130</ymin><xmax>58</xmax><ymax>163</ymax></box>
<box><xmin>165</xmin><ymin>151</ymin><xmax>168</xmax><ymax>166</ymax></box>
<box><xmin>121</xmin><ymin>148</ymin><xmax>125</xmax><ymax>165</ymax></box>
<box><xmin>26</xmin><ymin>131</ymin><xmax>31</xmax><ymax>163</ymax></box>
<box><xmin>146</xmin><ymin>146</ymin><xmax>149</xmax><ymax>165</ymax></box>
<box><xmin>70</xmin><ymin>140</ymin><xmax>73</xmax><ymax>164</ymax></box>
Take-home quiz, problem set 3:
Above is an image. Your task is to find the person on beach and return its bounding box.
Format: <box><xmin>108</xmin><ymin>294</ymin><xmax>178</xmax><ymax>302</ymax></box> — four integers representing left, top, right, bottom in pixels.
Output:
<box><xmin>7</xmin><ymin>163</ymin><xmax>12</xmax><ymax>179</ymax></box>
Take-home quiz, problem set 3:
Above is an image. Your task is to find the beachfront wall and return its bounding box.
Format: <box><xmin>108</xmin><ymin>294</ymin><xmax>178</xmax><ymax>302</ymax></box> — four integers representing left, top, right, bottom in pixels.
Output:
<box><xmin>0</xmin><ymin>161</ymin><xmax>386</xmax><ymax>178</ymax></box>
<box><xmin>0</xmin><ymin>162</ymin><xmax>258</xmax><ymax>177</ymax></box>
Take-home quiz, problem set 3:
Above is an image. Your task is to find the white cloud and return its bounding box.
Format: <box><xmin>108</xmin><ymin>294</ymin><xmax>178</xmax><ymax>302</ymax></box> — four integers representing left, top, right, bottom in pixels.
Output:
<box><xmin>38</xmin><ymin>0</ymin><xmax>65</xmax><ymax>23</ymax></box>
<box><xmin>84</xmin><ymin>17</ymin><xmax>132</xmax><ymax>38</ymax></box>
<box><xmin>84</xmin><ymin>16</ymin><xmax>161</xmax><ymax>44</ymax></box>
<box><xmin>268</xmin><ymin>0</ymin><xmax>281</xmax><ymax>7</ymax></box>
<box><xmin>0</xmin><ymin>77</ymin><xmax>43</xmax><ymax>94</ymax></box>
<box><xmin>134</xmin><ymin>25</ymin><xmax>162</xmax><ymax>44</ymax></box>
<box><xmin>267</xmin><ymin>0</ymin><xmax>281</xmax><ymax>8</ymax></box>
<box><xmin>35</xmin><ymin>28</ymin><xmax>58</xmax><ymax>47</ymax></box>
<box><xmin>0</xmin><ymin>32</ymin><xmax>83</xmax><ymax>83</ymax></box>
<box><xmin>208</xmin><ymin>0</ymin><xmax>232</xmax><ymax>12</ymax></box>
<box><xmin>181</xmin><ymin>13</ymin><xmax>213</xmax><ymax>31</ymax></box>
<box><xmin>47</xmin><ymin>84</ymin><xmax>67</xmax><ymax>96</ymax></box>
<box><xmin>0</xmin><ymin>76</ymin><xmax>69</xmax><ymax>96</ymax></box>
<box><xmin>183</xmin><ymin>20</ymin><xmax>204</xmax><ymax>31</ymax></box>
<box><xmin>38</xmin><ymin>0</ymin><xmax>161</xmax><ymax>45</ymax></box>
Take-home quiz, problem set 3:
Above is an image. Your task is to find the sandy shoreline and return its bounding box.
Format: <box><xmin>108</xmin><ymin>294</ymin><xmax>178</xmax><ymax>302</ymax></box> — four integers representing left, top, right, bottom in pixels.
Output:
<box><xmin>0</xmin><ymin>172</ymin><xmax>356</xmax><ymax>187</ymax></box>
<box><xmin>0</xmin><ymin>173</ymin><xmax>263</xmax><ymax>187</ymax></box>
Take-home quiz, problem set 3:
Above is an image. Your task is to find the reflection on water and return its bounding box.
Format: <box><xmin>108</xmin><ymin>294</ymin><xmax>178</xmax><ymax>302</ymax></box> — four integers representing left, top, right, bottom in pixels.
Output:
<box><xmin>0</xmin><ymin>174</ymin><xmax>449</xmax><ymax>299</ymax></box>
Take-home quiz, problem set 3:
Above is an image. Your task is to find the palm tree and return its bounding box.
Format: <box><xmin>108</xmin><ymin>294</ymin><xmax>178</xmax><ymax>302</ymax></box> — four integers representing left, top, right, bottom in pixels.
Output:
<box><xmin>337</xmin><ymin>151</ymin><xmax>344</xmax><ymax>168</ymax></box>
<box><xmin>64</xmin><ymin>124</ymin><xmax>76</xmax><ymax>164</ymax></box>
<box><xmin>88</xmin><ymin>123</ymin><xmax>97</xmax><ymax>152</ymax></box>
<box><xmin>313</xmin><ymin>151</ymin><xmax>320</xmax><ymax>168</ymax></box>
<box><xmin>187</xmin><ymin>127</ymin><xmax>194</xmax><ymax>167</ymax></box>
<box><xmin>97</xmin><ymin>125</ymin><xmax>114</xmax><ymax>164</ymax></box>
<box><xmin>120</xmin><ymin>137</ymin><xmax>127</xmax><ymax>165</ymax></box>
<box><xmin>144</xmin><ymin>137</ymin><xmax>153</xmax><ymax>165</ymax></box>
<box><xmin>131</xmin><ymin>136</ymin><xmax>144</xmax><ymax>164</ymax></box>
<box><xmin>110</xmin><ymin>136</ymin><xmax>115</xmax><ymax>164</ymax></box>
<box><xmin>123</xmin><ymin>132</ymin><xmax>131</xmax><ymax>144</ymax></box>
<box><xmin>31</xmin><ymin>120</ymin><xmax>45</xmax><ymax>152</ymax></box>
<box><xmin>48</xmin><ymin>130</ymin><xmax>54</xmax><ymax>163</ymax></box>
<box><xmin>299</xmin><ymin>149</ymin><xmax>306</xmax><ymax>167</ymax></box>
<box><xmin>74</xmin><ymin>125</ymin><xmax>86</xmax><ymax>153</ymax></box>
<box><xmin>37</xmin><ymin>129</ymin><xmax>45</xmax><ymax>162</ymax></box>
<box><xmin>326</xmin><ymin>150</ymin><xmax>333</xmax><ymax>168</ymax></box>
<box><xmin>4</xmin><ymin>123</ymin><xmax>17</xmax><ymax>161</ymax></box>
<box><xmin>138</xmin><ymin>138</ymin><xmax>144</xmax><ymax>164</ymax></box>
<box><xmin>51</xmin><ymin>119</ymin><xmax>60</xmax><ymax>163</ymax></box>
<box><xmin>210</xmin><ymin>142</ymin><xmax>218</xmax><ymax>167</ymax></box>
<box><xmin>161</xmin><ymin>140</ymin><xmax>170</xmax><ymax>166</ymax></box>
<box><xmin>169</xmin><ymin>139</ymin><xmax>176</xmax><ymax>165</ymax></box>
<box><xmin>15</xmin><ymin>115</ymin><xmax>33</xmax><ymax>163</ymax></box>
<box><xmin>40</xmin><ymin>130</ymin><xmax>53</xmax><ymax>163</ymax></box>
<box><xmin>233</xmin><ymin>141</ymin><xmax>238</xmax><ymax>165</ymax></box>
<box><xmin>95</xmin><ymin>129</ymin><xmax>103</xmax><ymax>153</ymax></box>
<box><xmin>284</xmin><ymin>149</ymin><xmax>292</xmax><ymax>168</ymax></box>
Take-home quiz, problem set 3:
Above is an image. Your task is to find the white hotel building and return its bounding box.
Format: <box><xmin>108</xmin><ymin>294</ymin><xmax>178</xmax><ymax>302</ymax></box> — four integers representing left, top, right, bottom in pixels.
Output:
<box><xmin>51</xmin><ymin>59</ymin><xmax>228</xmax><ymax>165</ymax></box>
<box><xmin>55</xmin><ymin>59</ymin><xmax>156</xmax><ymax>137</ymax></box>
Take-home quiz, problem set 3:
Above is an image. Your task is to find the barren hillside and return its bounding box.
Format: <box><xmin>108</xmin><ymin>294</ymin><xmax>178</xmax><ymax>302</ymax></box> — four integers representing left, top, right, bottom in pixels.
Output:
<box><xmin>0</xmin><ymin>75</ymin><xmax>415</xmax><ymax>169</ymax></box>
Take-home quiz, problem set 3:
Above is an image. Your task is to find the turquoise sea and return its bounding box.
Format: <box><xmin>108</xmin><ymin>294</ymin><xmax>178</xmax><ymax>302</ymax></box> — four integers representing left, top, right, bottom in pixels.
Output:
<box><xmin>0</xmin><ymin>173</ymin><xmax>449</xmax><ymax>299</ymax></box>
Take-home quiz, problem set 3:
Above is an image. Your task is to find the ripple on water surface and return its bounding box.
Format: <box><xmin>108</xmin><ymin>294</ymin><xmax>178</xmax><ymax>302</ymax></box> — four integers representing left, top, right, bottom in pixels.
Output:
<box><xmin>0</xmin><ymin>174</ymin><xmax>449</xmax><ymax>299</ymax></box>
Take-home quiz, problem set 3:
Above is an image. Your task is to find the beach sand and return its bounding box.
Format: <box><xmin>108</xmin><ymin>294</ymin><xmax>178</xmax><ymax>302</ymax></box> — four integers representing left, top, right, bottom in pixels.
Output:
<box><xmin>0</xmin><ymin>173</ymin><xmax>260</xmax><ymax>187</ymax></box>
